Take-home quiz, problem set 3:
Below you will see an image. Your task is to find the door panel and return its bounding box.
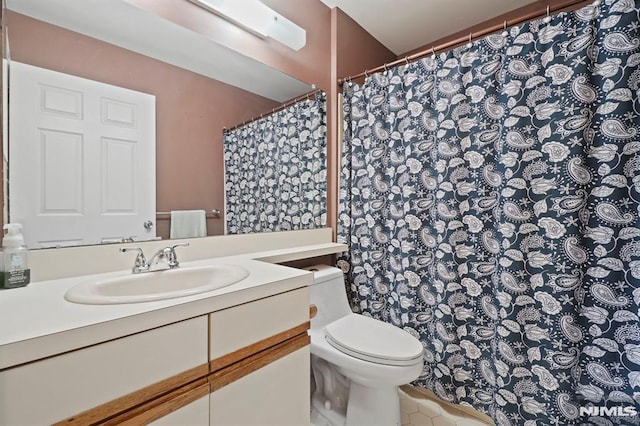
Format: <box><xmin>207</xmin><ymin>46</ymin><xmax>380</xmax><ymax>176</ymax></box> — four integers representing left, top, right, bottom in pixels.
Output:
<box><xmin>9</xmin><ymin>61</ymin><xmax>156</xmax><ymax>248</ymax></box>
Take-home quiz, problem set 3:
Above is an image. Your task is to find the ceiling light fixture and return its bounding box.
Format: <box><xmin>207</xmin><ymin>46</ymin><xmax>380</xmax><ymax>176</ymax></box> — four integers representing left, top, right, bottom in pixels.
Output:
<box><xmin>188</xmin><ymin>0</ymin><xmax>306</xmax><ymax>51</ymax></box>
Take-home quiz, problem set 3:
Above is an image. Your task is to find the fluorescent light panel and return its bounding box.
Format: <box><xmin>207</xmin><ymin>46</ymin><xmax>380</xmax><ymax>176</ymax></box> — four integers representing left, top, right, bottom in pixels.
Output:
<box><xmin>189</xmin><ymin>0</ymin><xmax>306</xmax><ymax>50</ymax></box>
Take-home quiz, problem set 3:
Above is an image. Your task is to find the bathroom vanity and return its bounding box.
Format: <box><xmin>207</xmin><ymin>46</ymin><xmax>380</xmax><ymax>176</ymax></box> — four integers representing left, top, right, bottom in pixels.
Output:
<box><xmin>0</xmin><ymin>236</ymin><xmax>346</xmax><ymax>425</ymax></box>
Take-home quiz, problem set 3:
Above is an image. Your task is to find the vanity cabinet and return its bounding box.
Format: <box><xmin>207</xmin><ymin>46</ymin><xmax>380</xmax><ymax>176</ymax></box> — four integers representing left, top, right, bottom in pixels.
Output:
<box><xmin>0</xmin><ymin>286</ymin><xmax>310</xmax><ymax>425</ymax></box>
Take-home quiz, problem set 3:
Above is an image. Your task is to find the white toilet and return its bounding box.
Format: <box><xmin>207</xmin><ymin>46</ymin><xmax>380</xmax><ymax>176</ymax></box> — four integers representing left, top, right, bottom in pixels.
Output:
<box><xmin>304</xmin><ymin>265</ymin><xmax>424</xmax><ymax>426</ymax></box>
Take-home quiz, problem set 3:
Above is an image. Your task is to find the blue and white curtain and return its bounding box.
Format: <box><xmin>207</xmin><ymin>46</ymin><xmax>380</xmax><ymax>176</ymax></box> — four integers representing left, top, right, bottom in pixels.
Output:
<box><xmin>338</xmin><ymin>2</ymin><xmax>640</xmax><ymax>425</ymax></box>
<box><xmin>224</xmin><ymin>92</ymin><xmax>327</xmax><ymax>234</ymax></box>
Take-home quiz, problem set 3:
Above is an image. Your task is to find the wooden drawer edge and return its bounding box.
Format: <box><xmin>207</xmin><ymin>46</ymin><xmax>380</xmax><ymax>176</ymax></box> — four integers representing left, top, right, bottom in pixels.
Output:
<box><xmin>54</xmin><ymin>364</ymin><xmax>209</xmax><ymax>426</ymax></box>
<box><xmin>209</xmin><ymin>321</ymin><xmax>310</xmax><ymax>372</ymax></box>
<box><xmin>209</xmin><ymin>332</ymin><xmax>310</xmax><ymax>392</ymax></box>
<box><xmin>104</xmin><ymin>380</ymin><xmax>210</xmax><ymax>426</ymax></box>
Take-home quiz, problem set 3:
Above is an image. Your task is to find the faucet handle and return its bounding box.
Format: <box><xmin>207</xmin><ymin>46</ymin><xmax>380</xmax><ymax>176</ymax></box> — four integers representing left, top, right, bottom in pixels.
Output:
<box><xmin>171</xmin><ymin>242</ymin><xmax>190</xmax><ymax>250</ymax></box>
<box><xmin>167</xmin><ymin>242</ymin><xmax>189</xmax><ymax>268</ymax></box>
<box><xmin>120</xmin><ymin>247</ymin><xmax>149</xmax><ymax>273</ymax></box>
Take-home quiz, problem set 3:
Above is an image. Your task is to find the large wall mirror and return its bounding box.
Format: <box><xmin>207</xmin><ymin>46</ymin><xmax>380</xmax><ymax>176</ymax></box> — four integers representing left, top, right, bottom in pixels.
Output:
<box><xmin>3</xmin><ymin>0</ymin><xmax>327</xmax><ymax>249</ymax></box>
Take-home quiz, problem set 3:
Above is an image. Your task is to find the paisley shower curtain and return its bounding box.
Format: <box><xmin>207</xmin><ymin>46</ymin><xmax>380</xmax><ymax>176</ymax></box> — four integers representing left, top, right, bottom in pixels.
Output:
<box><xmin>338</xmin><ymin>1</ymin><xmax>640</xmax><ymax>424</ymax></box>
<box><xmin>224</xmin><ymin>92</ymin><xmax>327</xmax><ymax>234</ymax></box>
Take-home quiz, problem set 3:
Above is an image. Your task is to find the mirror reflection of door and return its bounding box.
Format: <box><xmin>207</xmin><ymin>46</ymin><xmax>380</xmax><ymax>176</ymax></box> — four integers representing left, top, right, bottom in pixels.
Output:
<box><xmin>9</xmin><ymin>61</ymin><xmax>156</xmax><ymax>248</ymax></box>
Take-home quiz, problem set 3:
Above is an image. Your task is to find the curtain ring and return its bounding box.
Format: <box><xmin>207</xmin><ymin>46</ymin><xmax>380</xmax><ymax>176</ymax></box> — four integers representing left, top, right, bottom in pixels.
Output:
<box><xmin>365</xmin><ymin>69</ymin><xmax>369</xmax><ymax>78</ymax></box>
<box><xmin>431</xmin><ymin>47</ymin><xmax>436</xmax><ymax>59</ymax></box>
<box><xmin>543</xmin><ymin>5</ymin><xmax>552</xmax><ymax>23</ymax></box>
<box><xmin>383</xmin><ymin>63</ymin><xmax>388</xmax><ymax>72</ymax></box>
<box><xmin>404</xmin><ymin>56</ymin><xmax>409</xmax><ymax>65</ymax></box>
<box><xmin>467</xmin><ymin>33</ymin><xmax>473</xmax><ymax>48</ymax></box>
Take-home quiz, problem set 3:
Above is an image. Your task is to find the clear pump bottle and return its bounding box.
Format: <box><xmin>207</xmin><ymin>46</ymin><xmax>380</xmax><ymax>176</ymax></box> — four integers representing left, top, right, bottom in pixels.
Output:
<box><xmin>0</xmin><ymin>223</ymin><xmax>30</xmax><ymax>289</ymax></box>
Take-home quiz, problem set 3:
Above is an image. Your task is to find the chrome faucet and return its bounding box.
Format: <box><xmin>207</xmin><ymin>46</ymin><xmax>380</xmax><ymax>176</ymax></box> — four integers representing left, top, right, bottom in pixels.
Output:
<box><xmin>148</xmin><ymin>243</ymin><xmax>190</xmax><ymax>270</ymax></box>
<box><xmin>120</xmin><ymin>247</ymin><xmax>149</xmax><ymax>274</ymax></box>
<box><xmin>120</xmin><ymin>243</ymin><xmax>190</xmax><ymax>273</ymax></box>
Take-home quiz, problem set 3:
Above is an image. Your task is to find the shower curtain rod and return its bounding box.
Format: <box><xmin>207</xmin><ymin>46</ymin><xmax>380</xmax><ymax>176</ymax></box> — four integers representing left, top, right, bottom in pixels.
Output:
<box><xmin>339</xmin><ymin>0</ymin><xmax>592</xmax><ymax>84</ymax></box>
<box><xmin>223</xmin><ymin>88</ymin><xmax>323</xmax><ymax>133</ymax></box>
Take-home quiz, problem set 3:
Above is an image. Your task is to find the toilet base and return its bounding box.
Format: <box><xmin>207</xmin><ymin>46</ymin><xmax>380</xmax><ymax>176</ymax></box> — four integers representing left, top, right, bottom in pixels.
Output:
<box><xmin>311</xmin><ymin>394</ymin><xmax>345</xmax><ymax>426</ymax></box>
<box><xmin>310</xmin><ymin>353</ymin><xmax>403</xmax><ymax>426</ymax></box>
<box><xmin>311</xmin><ymin>380</ymin><xmax>402</xmax><ymax>426</ymax></box>
<box><xmin>346</xmin><ymin>382</ymin><xmax>401</xmax><ymax>426</ymax></box>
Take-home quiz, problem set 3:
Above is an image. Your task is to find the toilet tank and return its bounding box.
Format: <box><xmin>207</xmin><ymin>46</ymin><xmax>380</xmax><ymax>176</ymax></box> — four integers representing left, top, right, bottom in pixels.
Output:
<box><xmin>303</xmin><ymin>265</ymin><xmax>353</xmax><ymax>330</ymax></box>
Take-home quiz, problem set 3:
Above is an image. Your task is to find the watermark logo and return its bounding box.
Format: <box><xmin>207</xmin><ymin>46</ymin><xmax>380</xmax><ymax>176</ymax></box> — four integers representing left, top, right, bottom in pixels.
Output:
<box><xmin>579</xmin><ymin>406</ymin><xmax>638</xmax><ymax>417</ymax></box>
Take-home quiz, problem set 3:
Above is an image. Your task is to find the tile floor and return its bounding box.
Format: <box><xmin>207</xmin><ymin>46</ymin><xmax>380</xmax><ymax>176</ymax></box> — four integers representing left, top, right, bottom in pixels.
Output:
<box><xmin>400</xmin><ymin>386</ymin><xmax>494</xmax><ymax>426</ymax></box>
<box><xmin>311</xmin><ymin>384</ymin><xmax>494</xmax><ymax>426</ymax></box>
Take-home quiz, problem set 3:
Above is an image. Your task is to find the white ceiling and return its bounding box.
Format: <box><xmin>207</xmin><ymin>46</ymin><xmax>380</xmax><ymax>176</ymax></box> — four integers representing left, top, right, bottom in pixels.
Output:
<box><xmin>319</xmin><ymin>0</ymin><xmax>538</xmax><ymax>55</ymax></box>
<box><xmin>5</xmin><ymin>0</ymin><xmax>312</xmax><ymax>102</ymax></box>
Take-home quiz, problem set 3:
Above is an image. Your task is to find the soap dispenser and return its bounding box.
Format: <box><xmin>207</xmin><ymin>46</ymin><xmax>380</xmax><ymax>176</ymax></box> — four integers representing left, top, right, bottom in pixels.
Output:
<box><xmin>0</xmin><ymin>223</ymin><xmax>30</xmax><ymax>289</ymax></box>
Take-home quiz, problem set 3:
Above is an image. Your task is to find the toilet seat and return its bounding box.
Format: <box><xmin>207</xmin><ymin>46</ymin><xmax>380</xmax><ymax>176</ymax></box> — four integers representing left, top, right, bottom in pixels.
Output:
<box><xmin>323</xmin><ymin>314</ymin><xmax>423</xmax><ymax>366</ymax></box>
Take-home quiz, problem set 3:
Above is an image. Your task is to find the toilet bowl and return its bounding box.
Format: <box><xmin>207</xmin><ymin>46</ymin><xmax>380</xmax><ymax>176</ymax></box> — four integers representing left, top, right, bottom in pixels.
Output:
<box><xmin>305</xmin><ymin>265</ymin><xmax>424</xmax><ymax>426</ymax></box>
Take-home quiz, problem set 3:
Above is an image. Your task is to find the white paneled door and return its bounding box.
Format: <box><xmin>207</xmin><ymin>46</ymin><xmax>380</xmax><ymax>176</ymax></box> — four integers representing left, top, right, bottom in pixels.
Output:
<box><xmin>9</xmin><ymin>61</ymin><xmax>156</xmax><ymax>248</ymax></box>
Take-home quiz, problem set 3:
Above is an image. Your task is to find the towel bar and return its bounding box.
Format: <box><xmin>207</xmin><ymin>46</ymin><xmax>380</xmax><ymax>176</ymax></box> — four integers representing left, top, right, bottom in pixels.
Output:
<box><xmin>156</xmin><ymin>209</ymin><xmax>221</xmax><ymax>219</ymax></box>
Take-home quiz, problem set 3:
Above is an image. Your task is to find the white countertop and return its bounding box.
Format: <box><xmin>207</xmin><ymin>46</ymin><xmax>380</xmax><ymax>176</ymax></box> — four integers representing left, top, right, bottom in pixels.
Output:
<box><xmin>0</xmin><ymin>243</ymin><xmax>346</xmax><ymax>370</ymax></box>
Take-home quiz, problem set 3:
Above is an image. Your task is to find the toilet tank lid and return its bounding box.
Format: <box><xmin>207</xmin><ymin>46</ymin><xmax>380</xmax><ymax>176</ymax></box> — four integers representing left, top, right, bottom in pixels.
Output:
<box><xmin>302</xmin><ymin>264</ymin><xmax>344</xmax><ymax>284</ymax></box>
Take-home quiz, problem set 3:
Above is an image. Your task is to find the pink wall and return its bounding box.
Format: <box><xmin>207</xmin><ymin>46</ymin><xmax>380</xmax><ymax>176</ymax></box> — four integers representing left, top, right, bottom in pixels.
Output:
<box><xmin>334</xmin><ymin>9</ymin><xmax>396</xmax><ymax>81</ymax></box>
<box><xmin>326</xmin><ymin>8</ymin><xmax>396</xmax><ymax>237</ymax></box>
<box><xmin>6</xmin><ymin>11</ymin><xmax>279</xmax><ymax>238</ymax></box>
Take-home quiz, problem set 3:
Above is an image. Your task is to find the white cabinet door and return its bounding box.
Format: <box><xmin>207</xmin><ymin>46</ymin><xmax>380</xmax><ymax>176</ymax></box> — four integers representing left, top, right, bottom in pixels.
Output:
<box><xmin>9</xmin><ymin>61</ymin><xmax>156</xmax><ymax>248</ymax></box>
<box><xmin>210</xmin><ymin>346</ymin><xmax>310</xmax><ymax>426</ymax></box>
<box><xmin>208</xmin><ymin>286</ymin><xmax>311</xmax><ymax>426</ymax></box>
<box><xmin>0</xmin><ymin>316</ymin><xmax>207</xmax><ymax>425</ymax></box>
<box><xmin>150</xmin><ymin>394</ymin><xmax>210</xmax><ymax>426</ymax></box>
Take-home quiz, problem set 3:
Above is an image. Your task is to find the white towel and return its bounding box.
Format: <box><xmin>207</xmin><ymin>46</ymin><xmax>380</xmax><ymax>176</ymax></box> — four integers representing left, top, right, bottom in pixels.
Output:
<box><xmin>170</xmin><ymin>210</ymin><xmax>207</xmax><ymax>239</ymax></box>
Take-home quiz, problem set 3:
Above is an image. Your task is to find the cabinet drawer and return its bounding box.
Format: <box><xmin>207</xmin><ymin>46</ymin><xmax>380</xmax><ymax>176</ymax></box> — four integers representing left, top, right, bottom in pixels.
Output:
<box><xmin>209</xmin><ymin>287</ymin><xmax>309</xmax><ymax>361</ymax></box>
<box><xmin>0</xmin><ymin>316</ymin><xmax>208</xmax><ymax>425</ymax></box>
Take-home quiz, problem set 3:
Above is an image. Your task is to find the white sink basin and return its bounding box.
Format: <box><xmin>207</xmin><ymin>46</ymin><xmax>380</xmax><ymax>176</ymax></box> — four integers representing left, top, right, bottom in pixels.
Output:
<box><xmin>64</xmin><ymin>264</ymin><xmax>249</xmax><ymax>305</ymax></box>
